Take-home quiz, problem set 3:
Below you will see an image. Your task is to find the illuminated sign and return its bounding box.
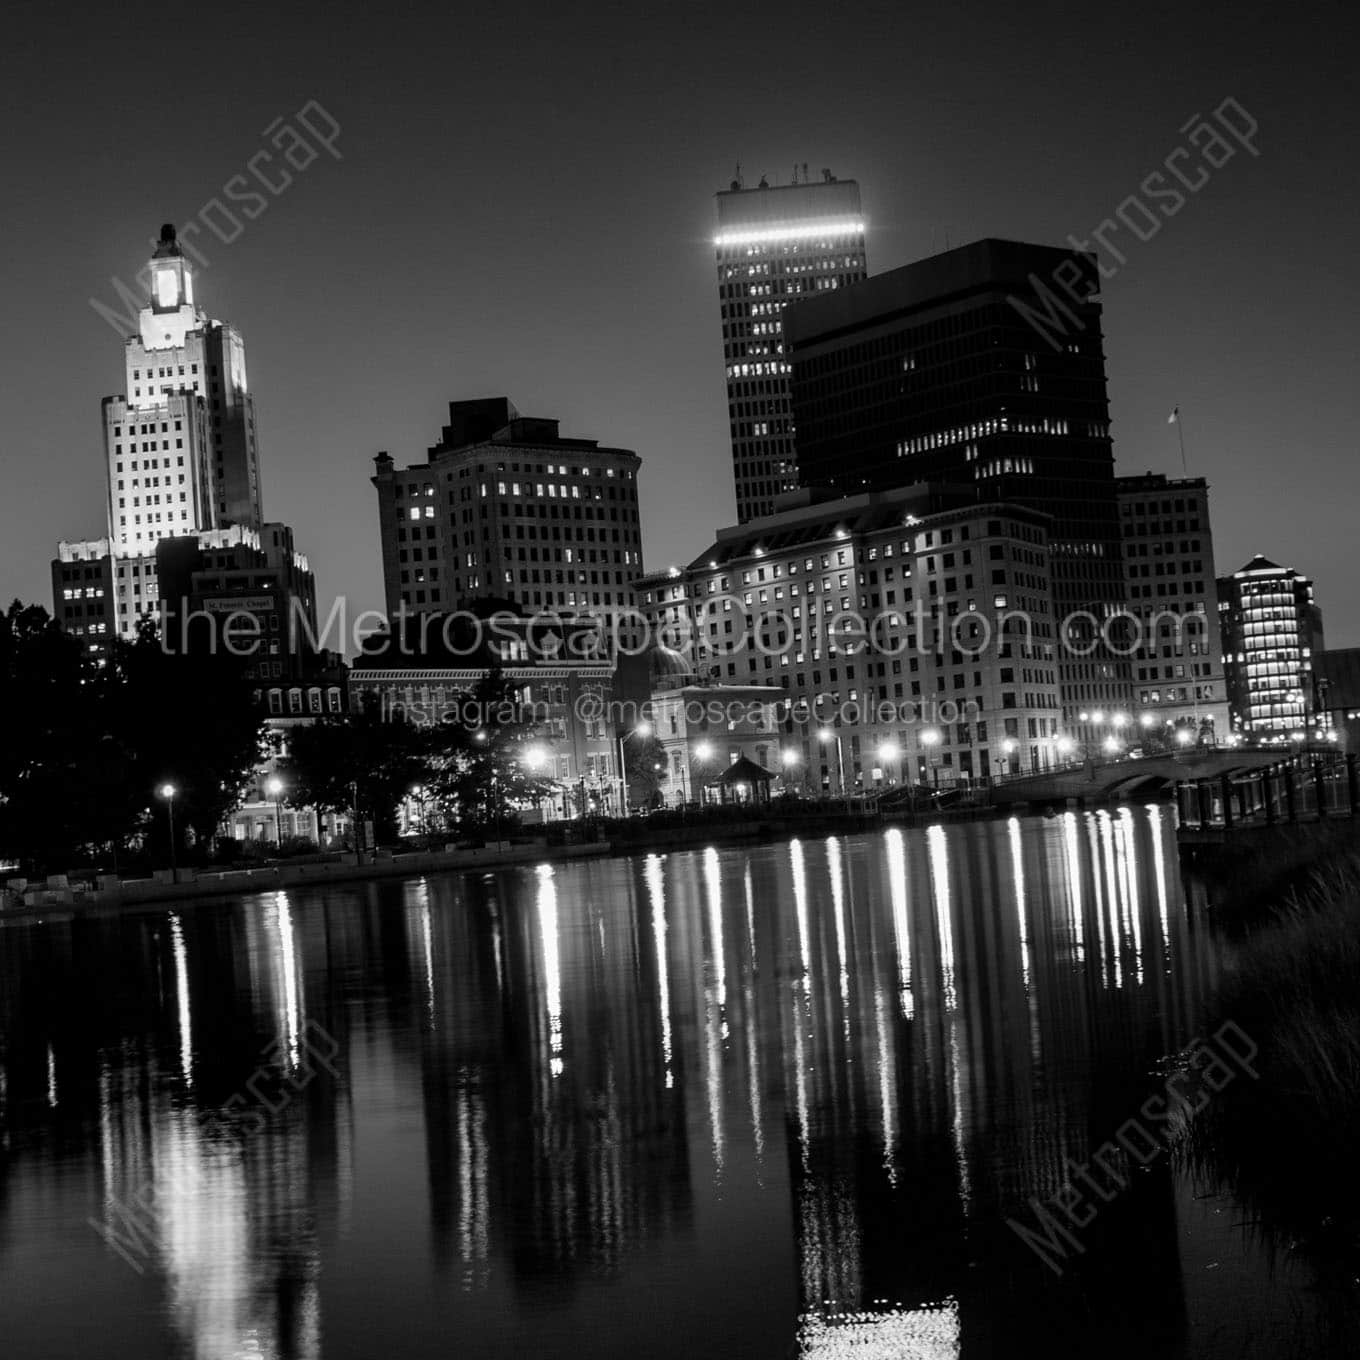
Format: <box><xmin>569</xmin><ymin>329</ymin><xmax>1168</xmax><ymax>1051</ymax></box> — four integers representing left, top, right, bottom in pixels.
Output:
<box><xmin>204</xmin><ymin>596</ymin><xmax>275</xmax><ymax>613</ymax></box>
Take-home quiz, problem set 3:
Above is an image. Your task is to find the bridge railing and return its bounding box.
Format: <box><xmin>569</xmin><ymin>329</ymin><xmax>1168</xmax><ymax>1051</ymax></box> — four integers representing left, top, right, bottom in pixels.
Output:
<box><xmin>1176</xmin><ymin>752</ymin><xmax>1359</xmax><ymax>831</ymax></box>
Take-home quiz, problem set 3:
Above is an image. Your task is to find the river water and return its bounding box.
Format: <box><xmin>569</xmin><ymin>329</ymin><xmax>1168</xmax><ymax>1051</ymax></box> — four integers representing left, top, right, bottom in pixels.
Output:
<box><xmin>0</xmin><ymin>812</ymin><xmax>1343</xmax><ymax>1357</ymax></box>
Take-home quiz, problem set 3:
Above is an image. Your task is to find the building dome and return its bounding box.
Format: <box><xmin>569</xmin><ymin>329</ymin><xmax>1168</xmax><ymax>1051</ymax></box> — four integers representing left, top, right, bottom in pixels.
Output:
<box><xmin>648</xmin><ymin>643</ymin><xmax>694</xmax><ymax>692</ymax></box>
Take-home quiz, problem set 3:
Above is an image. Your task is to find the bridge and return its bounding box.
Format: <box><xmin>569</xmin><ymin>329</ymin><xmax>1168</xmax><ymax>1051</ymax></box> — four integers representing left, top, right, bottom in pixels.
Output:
<box><xmin>990</xmin><ymin>747</ymin><xmax>1359</xmax><ymax>842</ymax></box>
<box><xmin>991</xmin><ymin>748</ymin><xmax>1289</xmax><ymax>806</ymax></box>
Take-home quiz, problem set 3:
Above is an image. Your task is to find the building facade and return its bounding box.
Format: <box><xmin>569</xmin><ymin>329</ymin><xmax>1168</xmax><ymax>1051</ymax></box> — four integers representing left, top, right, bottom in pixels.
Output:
<box><xmin>1115</xmin><ymin>473</ymin><xmax>1230</xmax><ymax>741</ymax></box>
<box><xmin>1314</xmin><ymin>648</ymin><xmax>1360</xmax><ymax>752</ymax></box>
<box><xmin>1217</xmin><ymin>555</ymin><xmax>1323</xmax><ymax>740</ymax></box>
<box><xmin>634</xmin><ymin>485</ymin><xmax>1064</xmax><ymax>791</ymax></box>
<box><xmin>715</xmin><ymin>171</ymin><xmax>866</xmax><ymax>523</ymax></box>
<box><xmin>348</xmin><ymin>610</ymin><xmax>622</xmax><ymax>818</ymax></box>
<box><xmin>372</xmin><ymin>398</ymin><xmax>643</xmax><ymax>629</ymax></box>
<box><xmin>648</xmin><ymin>666</ymin><xmax>787</xmax><ymax>803</ymax></box>
<box><xmin>51</xmin><ymin>541</ymin><xmax>118</xmax><ymax>657</ymax></box>
<box><xmin>782</xmin><ymin>238</ymin><xmax>1131</xmax><ymax>745</ymax></box>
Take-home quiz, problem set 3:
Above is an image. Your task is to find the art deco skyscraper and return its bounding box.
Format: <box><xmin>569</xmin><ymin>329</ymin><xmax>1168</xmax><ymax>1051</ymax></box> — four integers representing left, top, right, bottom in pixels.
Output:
<box><xmin>714</xmin><ymin>170</ymin><xmax>866</xmax><ymax>523</ymax></box>
<box><xmin>54</xmin><ymin>225</ymin><xmax>283</xmax><ymax>656</ymax></box>
<box><xmin>104</xmin><ymin>223</ymin><xmax>263</xmax><ymax>557</ymax></box>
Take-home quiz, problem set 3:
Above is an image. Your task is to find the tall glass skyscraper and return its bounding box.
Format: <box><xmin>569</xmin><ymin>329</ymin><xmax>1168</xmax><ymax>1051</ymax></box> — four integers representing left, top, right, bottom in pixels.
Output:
<box><xmin>714</xmin><ymin>171</ymin><xmax>866</xmax><ymax>523</ymax></box>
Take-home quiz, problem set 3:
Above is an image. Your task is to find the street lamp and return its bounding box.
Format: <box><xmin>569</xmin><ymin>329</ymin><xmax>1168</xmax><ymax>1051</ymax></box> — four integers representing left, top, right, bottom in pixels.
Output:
<box><xmin>919</xmin><ymin>727</ymin><xmax>941</xmax><ymax>788</ymax></box>
<box><xmin>691</xmin><ymin>739</ymin><xmax>715</xmax><ymax>808</ymax></box>
<box><xmin>1000</xmin><ymin>736</ymin><xmax>1018</xmax><ymax>779</ymax></box>
<box><xmin>266</xmin><ymin>775</ymin><xmax>285</xmax><ymax>847</ymax></box>
<box><xmin>876</xmin><ymin>740</ymin><xmax>901</xmax><ymax>786</ymax></box>
<box><xmin>158</xmin><ymin>782</ymin><xmax>178</xmax><ymax>876</ymax></box>
<box><xmin>1175</xmin><ymin>727</ymin><xmax>1194</xmax><ymax>747</ymax></box>
<box><xmin>616</xmin><ymin>719</ymin><xmax>652</xmax><ymax>816</ymax></box>
<box><xmin>409</xmin><ymin>783</ymin><xmax>427</xmax><ymax>839</ymax></box>
<box><xmin>818</xmin><ymin>727</ymin><xmax>847</xmax><ymax>800</ymax></box>
<box><xmin>1056</xmin><ymin>735</ymin><xmax>1077</xmax><ymax>762</ymax></box>
<box><xmin>521</xmin><ymin>744</ymin><xmax>550</xmax><ymax>824</ymax></box>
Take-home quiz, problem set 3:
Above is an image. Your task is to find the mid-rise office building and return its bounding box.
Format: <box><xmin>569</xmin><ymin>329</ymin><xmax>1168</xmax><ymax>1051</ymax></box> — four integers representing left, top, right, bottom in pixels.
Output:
<box><xmin>715</xmin><ymin>170</ymin><xmax>866</xmax><ymax>523</ymax></box>
<box><xmin>371</xmin><ymin>397</ymin><xmax>644</xmax><ymax>624</ymax></box>
<box><xmin>156</xmin><ymin>523</ymin><xmax>349</xmax><ymax>844</ymax></box>
<box><xmin>783</xmin><ymin>238</ymin><xmax>1130</xmax><ymax>742</ymax></box>
<box><xmin>1217</xmin><ymin>555</ymin><xmax>1323</xmax><ymax>739</ymax></box>
<box><xmin>1115</xmin><ymin>473</ymin><xmax>1229</xmax><ymax>740</ymax></box>
<box><xmin>156</xmin><ymin>522</ymin><xmax>334</xmax><ymax>713</ymax></box>
<box><xmin>635</xmin><ymin>485</ymin><xmax>1063</xmax><ymax>791</ymax></box>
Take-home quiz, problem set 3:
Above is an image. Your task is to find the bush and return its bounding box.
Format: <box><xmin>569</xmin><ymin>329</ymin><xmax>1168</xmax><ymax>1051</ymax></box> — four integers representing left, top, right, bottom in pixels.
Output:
<box><xmin>1186</xmin><ymin>834</ymin><xmax>1360</xmax><ymax>1302</ymax></box>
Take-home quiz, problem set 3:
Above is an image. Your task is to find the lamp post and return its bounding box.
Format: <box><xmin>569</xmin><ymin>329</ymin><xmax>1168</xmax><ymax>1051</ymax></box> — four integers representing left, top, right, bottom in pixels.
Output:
<box><xmin>693</xmin><ymin>739</ymin><xmax>715</xmax><ymax>808</ymax></box>
<box><xmin>617</xmin><ymin>719</ymin><xmax>652</xmax><ymax>817</ymax></box>
<box><xmin>920</xmin><ymin>727</ymin><xmax>941</xmax><ymax>789</ymax></box>
<box><xmin>158</xmin><ymin>783</ymin><xmax>178</xmax><ymax>878</ymax></box>
<box><xmin>781</xmin><ymin>746</ymin><xmax>802</xmax><ymax>797</ymax></box>
<box><xmin>875</xmin><ymin>740</ymin><xmax>901</xmax><ymax>789</ymax></box>
<box><xmin>522</xmin><ymin>742</ymin><xmax>550</xmax><ymax>824</ymax></box>
<box><xmin>817</xmin><ymin>728</ymin><xmax>847</xmax><ymax>803</ymax></box>
<box><xmin>266</xmin><ymin>775</ymin><xmax>285</xmax><ymax>848</ymax></box>
<box><xmin>1001</xmin><ymin>736</ymin><xmax>1018</xmax><ymax>779</ymax></box>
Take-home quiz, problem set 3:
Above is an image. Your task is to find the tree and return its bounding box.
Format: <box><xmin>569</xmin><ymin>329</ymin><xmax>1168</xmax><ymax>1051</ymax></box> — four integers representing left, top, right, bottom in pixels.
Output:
<box><xmin>0</xmin><ymin>601</ymin><xmax>108</xmax><ymax>872</ymax></box>
<box><xmin>281</xmin><ymin>691</ymin><xmax>431</xmax><ymax>845</ymax></box>
<box><xmin>0</xmin><ymin>608</ymin><xmax>266</xmax><ymax>872</ymax></box>
<box><xmin>625</xmin><ymin>733</ymin><xmax>669</xmax><ymax>809</ymax></box>
<box><xmin>425</xmin><ymin>669</ymin><xmax>557</xmax><ymax>832</ymax></box>
<box><xmin>101</xmin><ymin>621</ymin><xmax>267</xmax><ymax>852</ymax></box>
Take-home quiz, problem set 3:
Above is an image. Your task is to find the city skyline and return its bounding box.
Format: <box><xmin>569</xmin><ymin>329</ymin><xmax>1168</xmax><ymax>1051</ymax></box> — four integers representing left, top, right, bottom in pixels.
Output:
<box><xmin>4</xmin><ymin>8</ymin><xmax>1359</xmax><ymax>1357</ymax></box>
<box><xmin>3</xmin><ymin>3</ymin><xmax>1357</xmax><ymax>648</ymax></box>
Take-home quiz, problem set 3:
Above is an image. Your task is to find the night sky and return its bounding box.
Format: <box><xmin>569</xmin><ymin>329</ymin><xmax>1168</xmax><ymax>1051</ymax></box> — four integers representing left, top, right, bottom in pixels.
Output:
<box><xmin>3</xmin><ymin>0</ymin><xmax>1357</xmax><ymax>644</ymax></box>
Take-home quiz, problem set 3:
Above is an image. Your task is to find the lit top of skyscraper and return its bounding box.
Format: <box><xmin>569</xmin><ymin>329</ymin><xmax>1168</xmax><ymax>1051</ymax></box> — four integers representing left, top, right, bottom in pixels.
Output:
<box><xmin>714</xmin><ymin>169</ymin><xmax>866</xmax><ymax>524</ymax></box>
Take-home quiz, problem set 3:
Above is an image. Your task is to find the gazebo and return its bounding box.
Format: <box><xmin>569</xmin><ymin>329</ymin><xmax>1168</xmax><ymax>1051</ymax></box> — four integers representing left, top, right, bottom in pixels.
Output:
<box><xmin>706</xmin><ymin>755</ymin><xmax>773</xmax><ymax>806</ymax></box>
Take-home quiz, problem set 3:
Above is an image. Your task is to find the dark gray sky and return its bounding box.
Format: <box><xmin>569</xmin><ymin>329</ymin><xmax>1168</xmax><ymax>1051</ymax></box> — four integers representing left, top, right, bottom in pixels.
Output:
<box><xmin>2</xmin><ymin>0</ymin><xmax>1357</xmax><ymax>642</ymax></box>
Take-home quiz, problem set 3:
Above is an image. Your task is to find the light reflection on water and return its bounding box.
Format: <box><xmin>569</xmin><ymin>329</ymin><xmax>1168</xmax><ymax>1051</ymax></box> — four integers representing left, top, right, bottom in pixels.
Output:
<box><xmin>0</xmin><ymin>812</ymin><xmax>1326</xmax><ymax>1358</ymax></box>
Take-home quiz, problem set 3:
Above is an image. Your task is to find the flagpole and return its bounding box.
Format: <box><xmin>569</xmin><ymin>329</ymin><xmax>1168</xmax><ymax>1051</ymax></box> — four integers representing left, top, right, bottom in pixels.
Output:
<box><xmin>1168</xmin><ymin>405</ymin><xmax>1201</xmax><ymax>739</ymax></box>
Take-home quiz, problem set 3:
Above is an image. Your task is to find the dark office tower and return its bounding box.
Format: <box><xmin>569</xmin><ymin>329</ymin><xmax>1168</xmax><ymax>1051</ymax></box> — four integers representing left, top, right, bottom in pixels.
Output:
<box><xmin>715</xmin><ymin>169</ymin><xmax>866</xmax><ymax>524</ymax></box>
<box><xmin>784</xmin><ymin>238</ymin><xmax>1130</xmax><ymax>735</ymax></box>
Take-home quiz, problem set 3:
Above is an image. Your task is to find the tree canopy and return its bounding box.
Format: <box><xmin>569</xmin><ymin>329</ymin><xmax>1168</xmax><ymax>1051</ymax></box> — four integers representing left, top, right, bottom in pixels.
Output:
<box><xmin>0</xmin><ymin>603</ymin><xmax>265</xmax><ymax>873</ymax></box>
